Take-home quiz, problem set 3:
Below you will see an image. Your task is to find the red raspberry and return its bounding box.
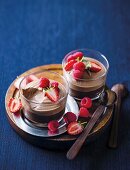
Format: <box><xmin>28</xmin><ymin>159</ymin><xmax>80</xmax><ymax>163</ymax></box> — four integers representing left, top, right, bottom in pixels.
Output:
<box><xmin>63</xmin><ymin>112</ymin><xmax>77</xmax><ymax>124</ymax></box>
<box><xmin>79</xmin><ymin>107</ymin><xmax>91</xmax><ymax>118</ymax></box>
<box><xmin>48</xmin><ymin>120</ymin><xmax>59</xmax><ymax>132</ymax></box>
<box><xmin>73</xmin><ymin>52</ymin><xmax>83</xmax><ymax>60</ymax></box>
<box><xmin>65</xmin><ymin>60</ymin><xmax>77</xmax><ymax>71</ymax></box>
<box><xmin>73</xmin><ymin>62</ymin><xmax>86</xmax><ymax>72</ymax></box>
<box><xmin>80</xmin><ymin>97</ymin><xmax>92</xmax><ymax>108</ymax></box>
<box><xmin>51</xmin><ymin>81</ymin><xmax>59</xmax><ymax>88</ymax></box>
<box><xmin>39</xmin><ymin>77</ymin><xmax>50</xmax><ymax>88</ymax></box>
<box><xmin>73</xmin><ymin>70</ymin><xmax>84</xmax><ymax>80</ymax></box>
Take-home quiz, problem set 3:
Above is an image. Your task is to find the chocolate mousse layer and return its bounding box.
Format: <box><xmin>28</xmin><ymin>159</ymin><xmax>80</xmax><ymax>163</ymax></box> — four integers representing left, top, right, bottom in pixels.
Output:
<box><xmin>63</xmin><ymin>57</ymin><xmax>107</xmax><ymax>100</ymax></box>
<box><xmin>21</xmin><ymin>80</ymin><xmax>67</xmax><ymax>124</ymax></box>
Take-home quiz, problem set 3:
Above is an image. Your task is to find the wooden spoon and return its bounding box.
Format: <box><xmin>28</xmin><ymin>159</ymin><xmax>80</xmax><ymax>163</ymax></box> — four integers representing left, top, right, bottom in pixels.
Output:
<box><xmin>66</xmin><ymin>90</ymin><xmax>116</xmax><ymax>160</ymax></box>
<box><xmin>108</xmin><ymin>84</ymin><xmax>128</xmax><ymax>148</ymax></box>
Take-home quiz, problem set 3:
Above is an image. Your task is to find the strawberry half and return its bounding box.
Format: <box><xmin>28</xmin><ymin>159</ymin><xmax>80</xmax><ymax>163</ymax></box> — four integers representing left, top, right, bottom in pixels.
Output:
<box><xmin>80</xmin><ymin>97</ymin><xmax>92</xmax><ymax>108</ymax></box>
<box><xmin>67</xmin><ymin>122</ymin><xmax>83</xmax><ymax>135</ymax></box>
<box><xmin>8</xmin><ymin>98</ymin><xmax>22</xmax><ymax>113</ymax></box>
<box><xmin>45</xmin><ymin>87</ymin><xmax>59</xmax><ymax>102</ymax></box>
<box><xmin>65</xmin><ymin>60</ymin><xmax>77</xmax><ymax>71</ymax></box>
<box><xmin>89</xmin><ymin>62</ymin><xmax>101</xmax><ymax>72</ymax></box>
<box><xmin>67</xmin><ymin>55</ymin><xmax>76</xmax><ymax>62</ymax></box>
<box><xmin>72</xmin><ymin>52</ymin><xmax>83</xmax><ymax>61</ymax></box>
<box><xmin>79</xmin><ymin>107</ymin><xmax>91</xmax><ymax>118</ymax></box>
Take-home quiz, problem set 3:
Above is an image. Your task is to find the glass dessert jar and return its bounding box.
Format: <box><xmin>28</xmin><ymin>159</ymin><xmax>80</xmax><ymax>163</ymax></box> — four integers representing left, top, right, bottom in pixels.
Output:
<box><xmin>62</xmin><ymin>49</ymin><xmax>109</xmax><ymax>100</ymax></box>
<box><xmin>19</xmin><ymin>71</ymin><xmax>69</xmax><ymax>125</ymax></box>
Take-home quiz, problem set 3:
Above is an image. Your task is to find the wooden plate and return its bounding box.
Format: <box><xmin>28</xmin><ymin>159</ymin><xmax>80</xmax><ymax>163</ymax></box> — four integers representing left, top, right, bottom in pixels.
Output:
<box><xmin>5</xmin><ymin>64</ymin><xmax>113</xmax><ymax>150</ymax></box>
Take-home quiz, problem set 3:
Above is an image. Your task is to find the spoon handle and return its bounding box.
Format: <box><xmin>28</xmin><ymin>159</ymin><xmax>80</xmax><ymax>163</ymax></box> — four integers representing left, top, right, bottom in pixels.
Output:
<box><xmin>108</xmin><ymin>87</ymin><xmax>122</xmax><ymax>148</ymax></box>
<box><xmin>66</xmin><ymin>105</ymin><xmax>105</xmax><ymax>160</ymax></box>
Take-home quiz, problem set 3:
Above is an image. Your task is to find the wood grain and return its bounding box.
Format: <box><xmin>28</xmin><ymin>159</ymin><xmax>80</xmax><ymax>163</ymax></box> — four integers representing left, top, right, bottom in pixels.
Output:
<box><xmin>5</xmin><ymin>64</ymin><xmax>114</xmax><ymax>148</ymax></box>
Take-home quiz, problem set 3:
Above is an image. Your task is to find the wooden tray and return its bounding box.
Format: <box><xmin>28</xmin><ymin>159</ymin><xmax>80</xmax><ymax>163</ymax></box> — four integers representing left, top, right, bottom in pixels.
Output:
<box><xmin>5</xmin><ymin>64</ymin><xmax>113</xmax><ymax>150</ymax></box>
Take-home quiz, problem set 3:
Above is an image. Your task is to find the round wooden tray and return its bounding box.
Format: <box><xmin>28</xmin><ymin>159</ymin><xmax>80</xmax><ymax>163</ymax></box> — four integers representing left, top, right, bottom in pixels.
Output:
<box><xmin>5</xmin><ymin>64</ymin><xmax>113</xmax><ymax>150</ymax></box>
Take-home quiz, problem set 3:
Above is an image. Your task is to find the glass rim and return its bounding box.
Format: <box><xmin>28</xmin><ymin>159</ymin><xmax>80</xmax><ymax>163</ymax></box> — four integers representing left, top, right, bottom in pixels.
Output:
<box><xmin>62</xmin><ymin>48</ymin><xmax>109</xmax><ymax>81</ymax></box>
<box><xmin>19</xmin><ymin>70</ymin><xmax>69</xmax><ymax>104</ymax></box>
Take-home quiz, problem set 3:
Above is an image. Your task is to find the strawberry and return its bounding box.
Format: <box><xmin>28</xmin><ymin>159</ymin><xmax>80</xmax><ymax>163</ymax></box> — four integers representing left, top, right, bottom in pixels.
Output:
<box><xmin>39</xmin><ymin>77</ymin><xmax>50</xmax><ymax>88</ymax></box>
<box><xmin>67</xmin><ymin>55</ymin><xmax>76</xmax><ymax>62</ymax></box>
<box><xmin>48</xmin><ymin>120</ymin><xmax>59</xmax><ymax>132</ymax></box>
<box><xmin>67</xmin><ymin>122</ymin><xmax>83</xmax><ymax>135</ymax></box>
<box><xmin>14</xmin><ymin>75</ymin><xmax>38</xmax><ymax>89</ymax></box>
<box><xmin>73</xmin><ymin>70</ymin><xmax>84</xmax><ymax>80</ymax></box>
<box><xmin>80</xmin><ymin>97</ymin><xmax>92</xmax><ymax>108</ymax></box>
<box><xmin>51</xmin><ymin>81</ymin><xmax>59</xmax><ymax>88</ymax></box>
<box><xmin>73</xmin><ymin>62</ymin><xmax>86</xmax><ymax>72</ymax></box>
<box><xmin>72</xmin><ymin>52</ymin><xmax>83</xmax><ymax>61</ymax></box>
<box><xmin>63</xmin><ymin>112</ymin><xmax>77</xmax><ymax>124</ymax></box>
<box><xmin>89</xmin><ymin>62</ymin><xmax>101</xmax><ymax>72</ymax></box>
<box><xmin>45</xmin><ymin>87</ymin><xmax>59</xmax><ymax>102</ymax></box>
<box><xmin>64</xmin><ymin>60</ymin><xmax>77</xmax><ymax>71</ymax></box>
<box><xmin>8</xmin><ymin>98</ymin><xmax>22</xmax><ymax>113</ymax></box>
<box><xmin>79</xmin><ymin>107</ymin><xmax>91</xmax><ymax>118</ymax></box>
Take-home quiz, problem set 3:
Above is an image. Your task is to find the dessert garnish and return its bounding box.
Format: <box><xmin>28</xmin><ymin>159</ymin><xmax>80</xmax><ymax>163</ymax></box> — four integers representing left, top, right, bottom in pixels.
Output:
<box><xmin>80</xmin><ymin>97</ymin><xmax>92</xmax><ymax>108</ymax></box>
<box><xmin>48</xmin><ymin>120</ymin><xmax>60</xmax><ymax>132</ymax></box>
<box><xmin>63</xmin><ymin>112</ymin><xmax>77</xmax><ymax>124</ymax></box>
<box><xmin>51</xmin><ymin>82</ymin><xmax>59</xmax><ymax>88</ymax></box>
<box><xmin>67</xmin><ymin>122</ymin><xmax>84</xmax><ymax>135</ymax></box>
<box><xmin>39</xmin><ymin>77</ymin><xmax>50</xmax><ymax>88</ymax></box>
<box><xmin>64</xmin><ymin>51</ymin><xmax>102</xmax><ymax>80</ymax></box>
<box><xmin>45</xmin><ymin>87</ymin><xmax>59</xmax><ymax>102</ymax></box>
<box><xmin>79</xmin><ymin>107</ymin><xmax>91</xmax><ymax>118</ymax></box>
<box><xmin>8</xmin><ymin>98</ymin><xmax>22</xmax><ymax>113</ymax></box>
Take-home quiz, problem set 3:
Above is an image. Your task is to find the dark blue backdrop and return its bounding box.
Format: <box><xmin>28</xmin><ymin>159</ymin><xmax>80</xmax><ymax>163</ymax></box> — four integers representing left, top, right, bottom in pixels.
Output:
<box><xmin>0</xmin><ymin>0</ymin><xmax>130</xmax><ymax>170</ymax></box>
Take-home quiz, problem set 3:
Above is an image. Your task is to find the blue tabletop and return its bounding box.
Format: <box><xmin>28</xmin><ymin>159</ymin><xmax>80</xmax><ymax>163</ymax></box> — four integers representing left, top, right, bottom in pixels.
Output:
<box><xmin>0</xmin><ymin>0</ymin><xmax>130</xmax><ymax>169</ymax></box>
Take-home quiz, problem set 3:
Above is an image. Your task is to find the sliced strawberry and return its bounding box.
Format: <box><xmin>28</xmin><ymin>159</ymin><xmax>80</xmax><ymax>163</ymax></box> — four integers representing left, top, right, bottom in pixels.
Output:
<box><xmin>39</xmin><ymin>77</ymin><xmax>50</xmax><ymax>88</ymax></box>
<box><xmin>73</xmin><ymin>70</ymin><xmax>84</xmax><ymax>80</ymax></box>
<box><xmin>63</xmin><ymin>112</ymin><xmax>77</xmax><ymax>124</ymax></box>
<box><xmin>67</xmin><ymin>55</ymin><xmax>76</xmax><ymax>62</ymax></box>
<box><xmin>89</xmin><ymin>62</ymin><xmax>101</xmax><ymax>72</ymax></box>
<box><xmin>73</xmin><ymin>62</ymin><xmax>86</xmax><ymax>72</ymax></box>
<box><xmin>8</xmin><ymin>98</ymin><xmax>22</xmax><ymax>113</ymax></box>
<box><xmin>80</xmin><ymin>97</ymin><xmax>92</xmax><ymax>108</ymax></box>
<box><xmin>48</xmin><ymin>120</ymin><xmax>59</xmax><ymax>132</ymax></box>
<box><xmin>45</xmin><ymin>87</ymin><xmax>59</xmax><ymax>102</ymax></box>
<box><xmin>79</xmin><ymin>107</ymin><xmax>91</xmax><ymax>118</ymax></box>
<box><xmin>73</xmin><ymin>52</ymin><xmax>83</xmax><ymax>61</ymax></box>
<box><xmin>51</xmin><ymin>81</ymin><xmax>59</xmax><ymax>88</ymax></box>
<box><xmin>64</xmin><ymin>60</ymin><xmax>77</xmax><ymax>71</ymax></box>
<box><xmin>67</xmin><ymin>122</ymin><xmax>83</xmax><ymax>135</ymax></box>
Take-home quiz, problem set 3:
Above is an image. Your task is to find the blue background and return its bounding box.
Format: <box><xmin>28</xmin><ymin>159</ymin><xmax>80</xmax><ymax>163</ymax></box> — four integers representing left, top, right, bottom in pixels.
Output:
<box><xmin>0</xmin><ymin>0</ymin><xmax>130</xmax><ymax>169</ymax></box>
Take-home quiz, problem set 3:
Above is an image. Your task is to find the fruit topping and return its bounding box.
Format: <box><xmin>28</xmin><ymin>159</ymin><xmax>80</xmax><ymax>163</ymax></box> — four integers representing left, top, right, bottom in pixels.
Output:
<box><xmin>73</xmin><ymin>62</ymin><xmax>86</xmax><ymax>72</ymax></box>
<box><xmin>65</xmin><ymin>60</ymin><xmax>77</xmax><ymax>71</ymax></box>
<box><xmin>63</xmin><ymin>112</ymin><xmax>77</xmax><ymax>124</ymax></box>
<box><xmin>51</xmin><ymin>82</ymin><xmax>59</xmax><ymax>88</ymax></box>
<box><xmin>67</xmin><ymin>55</ymin><xmax>76</xmax><ymax>62</ymax></box>
<box><xmin>39</xmin><ymin>77</ymin><xmax>50</xmax><ymax>88</ymax></box>
<box><xmin>48</xmin><ymin>120</ymin><xmax>59</xmax><ymax>132</ymax></box>
<box><xmin>67</xmin><ymin>122</ymin><xmax>83</xmax><ymax>135</ymax></box>
<box><xmin>89</xmin><ymin>62</ymin><xmax>101</xmax><ymax>72</ymax></box>
<box><xmin>73</xmin><ymin>70</ymin><xmax>84</xmax><ymax>80</ymax></box>
<box><xmin>8</xmin><ymin>98</ymin><xmax>22</xmax><ymax>113</ymax></box>
<box><xmin>80</xmin><ymin>97</ymin><xmax>92</xmax><ymax>108</ymax></box>
<box><xmin>72</xmin><ymin>52</ymin><xmax>83</xmax><ymax>61</ymax></box>
<box><xmin>45</xmin><ymin>87</ymin><xmax>59</xmax><ymax>102</ymax></box>
<box><xmin>79</xmin><ymin>107</ymin><xmax>91</xmax><ymax>118</ymax></box>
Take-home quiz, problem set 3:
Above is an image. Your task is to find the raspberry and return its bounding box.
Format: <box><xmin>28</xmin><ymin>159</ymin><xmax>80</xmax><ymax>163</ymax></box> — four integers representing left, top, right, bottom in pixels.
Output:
<box><xmin>48</xmin><ymin>120</ymin><xmax>59</xmax><ymax>132</ymax></box>
<box><xmin>39</xmin><ymin>77</ymin><xmax>50</xmax><ymax>88</ymax></box>
<box><xmin>51</xmin><ymin>82</ymin><xmax>59</xmax><ymax>88</ymax></box>
<box><xmin>73</xmin><ymin>52</ymin><xmax>83</xmax><ymax>60</ymax></box>
<box><xmin>63</xmin><ymin>112</ymin><xmax>77</xmax><ymax>124</ymax></box>
<box><xmin>79</xmin><ymin>107</ymin><xmax>91</xmax><ymax>118</ymax></box>
<box><xmin>80</xmin><ymin>97</ymin><xmax>92</xmax><ymax>108</ymax></box>
<box><xmin>73</xmin><ymin>62</ymin><xmax>86</xmax><ymax>72</ymax></box>
<box><xmin>73</xmin><ymin>70</ymin><xmax>84</xmax><ymax>80</ymax></box>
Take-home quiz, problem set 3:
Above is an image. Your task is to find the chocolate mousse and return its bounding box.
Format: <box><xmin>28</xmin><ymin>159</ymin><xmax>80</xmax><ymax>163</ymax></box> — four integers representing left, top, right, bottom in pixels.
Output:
<box><xmin>63</xmin><ymin>51</ymin><xmax>108</xmax><ymax>100</ymax></box>
<box><xmin>20</xmin><ymin>77</ymin><xmax>67</xmax><ymax>124</ymax></box>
